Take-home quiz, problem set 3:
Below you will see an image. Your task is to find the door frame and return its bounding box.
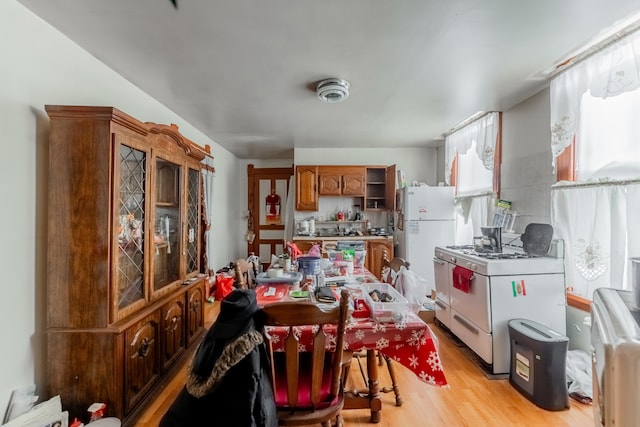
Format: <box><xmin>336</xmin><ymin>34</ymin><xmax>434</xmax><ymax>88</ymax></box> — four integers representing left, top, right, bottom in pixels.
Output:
<box><xmin>247</xmin><ymin>164</ymin><xmax>294</xmax><ymax>270</ymax></box>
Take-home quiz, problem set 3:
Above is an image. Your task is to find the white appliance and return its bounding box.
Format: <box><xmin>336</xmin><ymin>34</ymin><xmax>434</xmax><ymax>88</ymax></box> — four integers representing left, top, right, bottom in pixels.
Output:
<box><xmin>591</xmin><ymin>288</ymin><xmax>640</xmax><ymax>427</ymax></box>
<box><xmin>395</xmin><ymin>186</ymin><xmax>455</xmax><ymax>294</ymax></box>
<box><xmin>433</xmin><ymin>233</ymin><xmax>567</xmax><ymax>374</ymax></box>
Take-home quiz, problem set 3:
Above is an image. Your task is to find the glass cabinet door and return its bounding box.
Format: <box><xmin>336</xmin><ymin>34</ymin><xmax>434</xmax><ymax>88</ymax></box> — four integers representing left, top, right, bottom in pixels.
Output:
<box><xmin>117</xmin><ymin>144</ymin><xmax>147</xmax><ymax>313</ymax></box>
<box><xmin>153</xmin><ymin>158</ymin><xmax>182</xmax><ymax>291</ymax></box>
<box><xmin>186</xmin><ymin>167</ymin><xmax>200</xmax><ymax>275</ymax></box>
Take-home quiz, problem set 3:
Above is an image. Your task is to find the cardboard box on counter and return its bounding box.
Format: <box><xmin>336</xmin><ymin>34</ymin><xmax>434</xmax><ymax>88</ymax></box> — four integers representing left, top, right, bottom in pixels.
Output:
<box><xmin>418</xmin><ymin>291</ymin><xmax>437</xmax><ymax>324</ymax></box>
<box><xmin>418</xmin><ymin>309</ymin><xmax>435</xmax><ymax>324</ymax></box>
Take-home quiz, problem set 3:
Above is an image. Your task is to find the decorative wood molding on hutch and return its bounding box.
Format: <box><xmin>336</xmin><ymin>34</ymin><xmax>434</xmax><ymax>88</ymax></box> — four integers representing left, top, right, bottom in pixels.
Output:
<box><xmin>45</xmin><ymin>105</ymin><xmax>209</xmax><ymax>426</ymax></box>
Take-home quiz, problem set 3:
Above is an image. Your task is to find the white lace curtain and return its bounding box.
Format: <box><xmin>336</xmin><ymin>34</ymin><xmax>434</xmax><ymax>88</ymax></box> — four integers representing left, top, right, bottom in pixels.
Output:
<box><xmin>551</xmin><ymin>183</ymin><xmax>640</xmax><ymax>298</ymax></box>
<box><xmin>445</xmin><ymin>111</ymin><xmax>499</xmax><ymax>185</ymax></box>
<box><xmin>454</xmin><ymin>194</ymin><xmax>494</xmax><ymax>245</ymax></box>
<box><xmin>550</xmin><ymin>29</ymin><xmax>640</xmax><ymax>171</ymax></box>
<box><xmin>445</xmin><ymin>112</ymin><xmax>498</xmax><ymax>245</ymax></box>
<box><xmin>202</xmin><ymin>157</ymin><xmax>216</xmax><ymax>272</ymax></box>
<box><xmin>550</xmin><ymin>28</ymin><xmax>640</xmax><ymax>298</ymax></box>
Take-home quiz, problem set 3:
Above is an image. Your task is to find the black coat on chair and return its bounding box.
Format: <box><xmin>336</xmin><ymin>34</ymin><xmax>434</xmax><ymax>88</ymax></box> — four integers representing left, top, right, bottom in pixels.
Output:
<box><xmin>160</xmin><ymin>290</ymin><xmax>277</xmax><ymax>427</ymax></box>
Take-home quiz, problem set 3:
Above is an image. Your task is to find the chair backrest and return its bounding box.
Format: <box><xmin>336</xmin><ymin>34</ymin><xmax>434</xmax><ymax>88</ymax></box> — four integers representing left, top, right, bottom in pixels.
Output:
<box><xmin>262</xmin><ymin>289</ymin><xmax>350</xmax><ymax>410</ymax></box>
<box><xmin>234</xmin><ymin>258</ymin><xmax>255</xmax><ymax>289</ymax></box>
<box><xmin>380</xmin><ymin>249</ymin><xmax>410</xmax><ymax>288</ymax></box>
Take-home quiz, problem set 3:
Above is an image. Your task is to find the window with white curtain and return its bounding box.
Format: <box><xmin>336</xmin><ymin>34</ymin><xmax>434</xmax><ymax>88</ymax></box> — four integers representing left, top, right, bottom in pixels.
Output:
<box><xmin>576</xmin><ymin>90</ymin><xmax>640</xmax><ymax>181</ymax></box>
<box><xmin>456</xmin><ymin>140</ymin><xmax>494</xmax><ymax>197</ymax></box>
<box><xmin>445</xmin><ymin>112</ymin><xmax>500</xmax><ymax>244</ymax></box>
<box><xmin>550</xmin><ymin>27</ymin><xmax>640</xmax><ymax>298</ymax></box>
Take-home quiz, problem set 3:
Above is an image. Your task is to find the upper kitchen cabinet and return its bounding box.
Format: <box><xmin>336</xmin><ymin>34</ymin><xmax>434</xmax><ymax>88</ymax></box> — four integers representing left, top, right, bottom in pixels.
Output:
<box><xmin>365</xmin><ymin>164</ymin><xmax>396</xmax><ymax>211</ymax></box>
<box><xmin>296</xmin><ymin>165</ymin><xmax>319</xmax><ymax>211</ymax></box>
<box><xmin>318</xmin><ymin>166</ymin><xmax>366</xmax><ymax>196</ymax></box>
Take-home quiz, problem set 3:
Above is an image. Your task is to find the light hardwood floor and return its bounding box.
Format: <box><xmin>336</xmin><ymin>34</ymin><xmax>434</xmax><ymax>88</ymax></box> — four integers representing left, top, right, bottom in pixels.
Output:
<box><xmin>135</xmin><ymin>302</ymin><xmax>594</xmax><ymax>427</ymax></box>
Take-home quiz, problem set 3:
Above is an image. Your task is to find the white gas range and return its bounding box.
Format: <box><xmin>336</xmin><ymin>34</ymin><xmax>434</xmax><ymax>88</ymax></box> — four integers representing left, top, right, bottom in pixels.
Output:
<box><xmin>433</xmin><ymin>233</ymin><xmax>567</xmax><ymax>375</ymax></box>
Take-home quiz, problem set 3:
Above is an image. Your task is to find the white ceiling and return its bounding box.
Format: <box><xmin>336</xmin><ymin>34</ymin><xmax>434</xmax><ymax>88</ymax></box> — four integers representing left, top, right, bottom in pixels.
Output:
<box><xmin>17</xmin><ymin>0</ymin><xmax>640</xmax><ymax>159</ymax></box>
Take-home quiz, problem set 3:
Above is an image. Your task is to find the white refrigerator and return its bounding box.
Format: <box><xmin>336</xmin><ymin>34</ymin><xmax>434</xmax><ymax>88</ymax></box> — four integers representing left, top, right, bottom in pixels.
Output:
<box><xmin>395</xmin><ymin>186</ymin><xmax>455</xmax><ymax>293</ymax></box>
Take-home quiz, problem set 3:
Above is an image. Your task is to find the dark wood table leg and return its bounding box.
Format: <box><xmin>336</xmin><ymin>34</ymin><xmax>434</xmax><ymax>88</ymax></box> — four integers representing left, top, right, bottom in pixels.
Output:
<box><xmin>343</xmin><ymin>350</ymin><xmax>383</xmax><ymax>423</ymax></box>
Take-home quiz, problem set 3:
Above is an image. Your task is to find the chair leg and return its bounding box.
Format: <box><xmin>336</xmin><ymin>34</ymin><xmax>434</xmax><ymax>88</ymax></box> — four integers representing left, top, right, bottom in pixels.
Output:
<box><xmin>383</xmin><ymin>355</ymin><xmax>403</xmax><ymax>406</ymax></box>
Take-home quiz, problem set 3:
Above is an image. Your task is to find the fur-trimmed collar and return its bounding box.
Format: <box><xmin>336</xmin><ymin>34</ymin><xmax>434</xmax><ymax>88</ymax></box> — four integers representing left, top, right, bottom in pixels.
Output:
<box><xmin>186</xmin><ymin>330</ymin><xmax>264</xmax><ymax>398</ymax></box>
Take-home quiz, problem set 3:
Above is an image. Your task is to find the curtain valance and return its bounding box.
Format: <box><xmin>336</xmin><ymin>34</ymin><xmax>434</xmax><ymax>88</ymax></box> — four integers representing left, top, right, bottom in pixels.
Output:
<box><xmin>550</xmin><ymin>29</ymin><xmax>640</xmax><ymax>170</ymax></box>
<box><xmin>445</xmin><ymin>112</ymin><xmax>499</xmax><ymax>184</ymax></box>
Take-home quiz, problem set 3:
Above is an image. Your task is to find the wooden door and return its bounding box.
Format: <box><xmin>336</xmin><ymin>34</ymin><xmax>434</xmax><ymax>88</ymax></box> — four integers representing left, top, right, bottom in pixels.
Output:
<box><xmin>385</xmin><ymin>164</ymin><xmax>397</xmax><ymax>211</ymax></box>
<box><xmin>248</xmin><ymin>165</ymin><xmax>294</xmax><ymax>271</ymax></box>
<box><xmin>160</xmin><ymin>295</ymin><xmax>185</xmax><ymax>370</ymax></box>
<box><xmin>125</xmin><ymin>312</ymin><xmax>160</xmax><ymax>413</ymax></box>
<box><xmin>186</xmin><ymin>283</ymin><xmax>205</xmax><ymax>345</ymax></box>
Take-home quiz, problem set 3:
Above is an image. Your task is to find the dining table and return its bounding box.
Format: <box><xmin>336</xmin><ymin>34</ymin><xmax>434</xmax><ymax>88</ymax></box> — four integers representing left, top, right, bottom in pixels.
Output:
<box><xmin>255</xmin><ymin>267</ymin><xmax>448</xmax><ymax>423</ymax></box>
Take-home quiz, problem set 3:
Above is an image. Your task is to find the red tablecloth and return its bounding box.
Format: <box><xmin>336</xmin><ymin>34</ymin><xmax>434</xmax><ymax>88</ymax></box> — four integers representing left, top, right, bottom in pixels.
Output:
<box><xmin>265</xmin><ymin>310</ymin><xmax>448</xmax><ymax>387</ymax></box>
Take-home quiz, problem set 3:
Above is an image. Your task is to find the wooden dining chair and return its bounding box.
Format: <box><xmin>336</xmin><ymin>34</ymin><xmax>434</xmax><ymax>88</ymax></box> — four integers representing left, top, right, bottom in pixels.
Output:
<box><xmin>234</xmin><ymin>258</ymin><xmax>255</xmax><ymax>289</ymax></box>
<box><xmin>262</xmin><ymin>289</ymin><xmax>351</xmax><ymax>427</ymax></box>
<box><xmin>354</xmin><ymin>249</ymin><xmax>410</xmax><ymax>407</ymax></box>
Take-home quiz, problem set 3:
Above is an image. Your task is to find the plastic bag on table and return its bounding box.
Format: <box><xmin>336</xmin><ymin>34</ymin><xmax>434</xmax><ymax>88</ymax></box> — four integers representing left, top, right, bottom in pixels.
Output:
<box><xmin>396</xmin><ymin>268</ymin><xmax>430</xmax><ymax>312</ymax></box>
<box><xmin>267</xmin><ymin>254</ymin><xmax>281</xmax><ymax>270</ymax></box>
<box><xmin>307</xmin><ymin>244</ymin><xmax>321</xmax><ymax>258</ymax></box>
<box><xmin>213</xmin><ymin>274</ymin><xmax>235</xmax><ymax>300</ymax></box>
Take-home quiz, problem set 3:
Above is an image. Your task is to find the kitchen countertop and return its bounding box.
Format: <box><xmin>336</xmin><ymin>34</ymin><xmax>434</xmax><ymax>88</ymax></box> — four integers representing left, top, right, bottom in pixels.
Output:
<box><xmin>292</xmin><ymin>235</ymin><xmax>393</xmax><ymax>241</ymax></box>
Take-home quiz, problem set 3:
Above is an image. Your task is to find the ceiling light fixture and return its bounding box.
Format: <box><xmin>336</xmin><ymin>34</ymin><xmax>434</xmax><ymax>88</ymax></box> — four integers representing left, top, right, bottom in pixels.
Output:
<box><xmin>316</xmin><ymin>78</ymin><xmax>350</xmax><ymax>103</ymax></box>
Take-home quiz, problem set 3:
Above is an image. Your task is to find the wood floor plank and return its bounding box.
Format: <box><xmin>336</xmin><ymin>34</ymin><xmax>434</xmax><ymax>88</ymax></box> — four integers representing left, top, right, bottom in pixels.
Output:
<box><xmin>135</xmin><ymin>302</ymin><xmax>594</xmax><ymax>426</ymax></box>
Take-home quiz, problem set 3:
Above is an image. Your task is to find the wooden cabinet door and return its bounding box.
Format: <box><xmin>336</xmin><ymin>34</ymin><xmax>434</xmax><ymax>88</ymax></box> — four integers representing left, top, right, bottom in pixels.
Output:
<box><xmin>367</xmin><ymin>239</ymin><xmax>394</xmax><ymax>280</ymax></box>
<box><xmin>342</xmin><ymin>173</ymin><xmax>365</xmax><ymax>196</ymax></box>
<box><xmin>318</xmin><ymin>172</ymin><xmax>342</xmax><ymax>195</ymax></box>
<box><xmin>296</xmin><ymin>166</ymin><xmax>318</xmax><ymax>210</ymax></box>
<box><xmin>186</xmin><ymin>282</ymin><xmax>205</xmax><ymax>346</ymax></box>
<box><xmin>161</xmin><ymin>295</ymin><xmax>185</xmax><ymax>370</ymax></box>
<box><xmin>385</xmin><ymin>164</ymin><xmax>397</xmax><ymax>211</ymax></box>
<box><xmin>125</xmin><ymin>312</ymin><xmax>160</xmax><ymax>414</ymax></box>
<box><xmin>318</xmin><ymin>166</ymin><xmax>365</xmax><ymax>196</ymax></box>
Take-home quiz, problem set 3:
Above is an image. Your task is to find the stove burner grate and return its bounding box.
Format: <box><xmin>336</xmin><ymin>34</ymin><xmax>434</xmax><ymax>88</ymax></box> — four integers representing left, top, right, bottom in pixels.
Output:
<box><xmin>476</xmin><ymin>252</ymin><xmax>533</xmax><ymax>260</ymax></box>
<box><xmin>445</xmin><ymin>245</ymin><xmax>475</xmax><ymax>250</ymax></box>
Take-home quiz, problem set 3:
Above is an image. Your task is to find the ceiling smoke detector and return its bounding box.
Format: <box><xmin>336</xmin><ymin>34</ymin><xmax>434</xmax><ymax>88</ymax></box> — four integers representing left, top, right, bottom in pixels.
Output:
<box><xmin>316</xmin><ymin>78</ymin><xmax>350</xmax><ymax>103</ymax></box>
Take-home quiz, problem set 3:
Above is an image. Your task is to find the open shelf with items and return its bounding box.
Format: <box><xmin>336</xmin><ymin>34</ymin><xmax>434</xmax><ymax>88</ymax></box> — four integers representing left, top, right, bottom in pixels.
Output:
<box><xmin>365</xmin><ymin>165</ymin><xmax>396</xmax><ymax>211</ymax></box>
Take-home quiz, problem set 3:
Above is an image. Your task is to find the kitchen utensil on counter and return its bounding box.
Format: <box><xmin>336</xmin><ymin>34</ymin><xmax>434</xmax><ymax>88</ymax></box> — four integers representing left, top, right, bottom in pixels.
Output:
<box><xmin>353</xmin><ymin>204</ymin><xmax>361</xmax><ymax>220</ymax></box>
<box><xmin>521</xmin><ymin>223</ymin><xmax>553</xmax><ymax>257</ymax></box>
<box><xmin>474</xmin><ymin>226</ymin><xmax>502</xmax><ymax>253</ymax></box>
<box><xmin>297</xmin><ymin>256</ymin><xmax>321</xmax><ymax>278</ymax></box>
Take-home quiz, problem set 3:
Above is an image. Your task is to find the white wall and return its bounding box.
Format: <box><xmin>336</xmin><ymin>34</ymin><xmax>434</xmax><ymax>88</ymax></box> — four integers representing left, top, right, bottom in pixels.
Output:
<box><xmin>0</xmin><ymin>1</ymin><xmax>240</xmax><ymax>413</ymax></box>
<box><xmin>501</xmin><ymin>88</ymin><xmax>556</xmax><ymax>233</ymax></box>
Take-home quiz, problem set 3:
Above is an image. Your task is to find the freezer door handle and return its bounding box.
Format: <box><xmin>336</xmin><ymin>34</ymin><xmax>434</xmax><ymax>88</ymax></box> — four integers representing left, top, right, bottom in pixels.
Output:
<box><xmin>453</xmin><ymin>314</ymin><xmax>479</xmax><ymax>335</ymax></box>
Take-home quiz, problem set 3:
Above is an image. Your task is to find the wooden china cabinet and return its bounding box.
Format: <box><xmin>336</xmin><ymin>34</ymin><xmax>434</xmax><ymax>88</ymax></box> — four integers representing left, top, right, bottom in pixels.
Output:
<box><xmin>45</xmin><ymin>106</ymin><xmax>208</xmax><ymax>426</ymax></box>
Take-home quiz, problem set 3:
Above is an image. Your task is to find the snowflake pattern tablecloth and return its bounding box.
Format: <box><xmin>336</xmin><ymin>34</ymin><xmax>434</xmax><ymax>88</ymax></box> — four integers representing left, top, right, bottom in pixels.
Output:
<box><xmin>265</xmin><ymin>311</ymin><xmax>448</xmax><ymax>387</ymax></box>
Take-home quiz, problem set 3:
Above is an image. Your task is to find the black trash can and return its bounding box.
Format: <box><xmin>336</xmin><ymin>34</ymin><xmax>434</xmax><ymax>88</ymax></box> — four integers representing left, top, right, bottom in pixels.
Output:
<box><xmin>508</xmin><ymin>318</ymin><xmax>569</xmax><ymax>411</ymax></box>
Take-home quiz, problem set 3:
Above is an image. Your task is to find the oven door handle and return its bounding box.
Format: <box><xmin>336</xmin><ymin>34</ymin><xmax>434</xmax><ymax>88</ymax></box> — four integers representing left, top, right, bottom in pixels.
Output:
<box><xmin>453</xmin><ymin>314</ymin><xmax>479</xmax><ymax>335</ymax></box>
<box><xmin>435</xmin><ymin>300</ymin><xmax>448</xmax><ymax>310</ymax></box>
<box><xmin>433</xmin><ymin>258</ymin><xmax>446</xmax><ymax>265</ymax></box>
